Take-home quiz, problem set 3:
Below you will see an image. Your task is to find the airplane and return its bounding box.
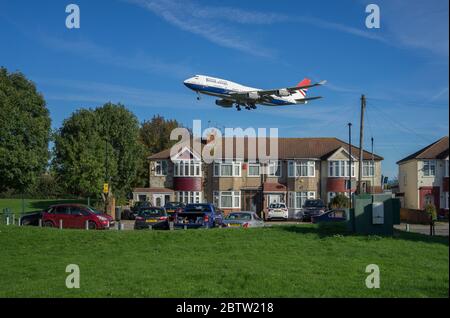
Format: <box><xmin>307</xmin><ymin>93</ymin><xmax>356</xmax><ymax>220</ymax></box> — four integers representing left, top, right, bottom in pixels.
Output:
<box><xmin>183</xmin><ymin>75</ymin><xmax>326</xmax><ymax>111</ymax></box>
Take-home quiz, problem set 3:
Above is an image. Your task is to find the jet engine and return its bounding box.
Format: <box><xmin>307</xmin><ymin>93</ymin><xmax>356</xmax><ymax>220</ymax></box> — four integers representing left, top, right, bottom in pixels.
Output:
<box><xmin>215</xmin><ymin>99</ymin><xmax>234</xmax><ymax>107</ymax></box>
<box><xmin>246</xmin><ymin>92</ymin><xmax>259</xmax><ymax>100</ymax></box>
<box><xmin>276</xmin><ymin>89</ymin><xmax>290</xmax><ymax>97</ymax></box>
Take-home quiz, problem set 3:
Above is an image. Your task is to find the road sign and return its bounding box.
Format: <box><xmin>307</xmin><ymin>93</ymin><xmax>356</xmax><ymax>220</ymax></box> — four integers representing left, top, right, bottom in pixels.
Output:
<box><xmin>103</xmin><ymin>183</ymin><xmax>109</xmax><ymax>194</ymax></box>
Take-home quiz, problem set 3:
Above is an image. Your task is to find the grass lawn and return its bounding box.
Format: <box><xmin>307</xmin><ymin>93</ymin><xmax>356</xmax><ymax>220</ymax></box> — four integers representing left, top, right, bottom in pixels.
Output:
<box><xmin>0</xmin><ymin>198</ymin><xmax>92</xmax><ymax>215</ymax></box>
<box><xmin>0</xmin><ymin>224</ymin><xmax>448</xmax><ymax>297</ymax></box>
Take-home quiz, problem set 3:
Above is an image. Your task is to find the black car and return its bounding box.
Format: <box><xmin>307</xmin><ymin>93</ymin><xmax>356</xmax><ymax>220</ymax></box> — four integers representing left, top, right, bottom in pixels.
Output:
<box><xmin>301</xmin><ymin>199</ymin><xmax>326</xmax><ymax>222</ymax></box>
<box><xmin>19</xmin><ymin>211</ymin><xmax>43</xmax><ymax>226</ymax></box>
<box><xmin>134</xmin><ymin>207</ymin><xmax>169</xmax><ymax>230</ymax></box>
<box><xmin>122</xmin><ymin>201</ymin><xmax>153</xmax><ymax>220</ymax></box>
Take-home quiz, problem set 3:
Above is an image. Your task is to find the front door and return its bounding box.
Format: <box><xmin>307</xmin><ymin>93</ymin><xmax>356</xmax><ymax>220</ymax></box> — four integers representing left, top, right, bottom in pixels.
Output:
<box><xmin>243</xmin><ymin>191</ymin><xmax>258</xmax><ymax>212</ymax></box>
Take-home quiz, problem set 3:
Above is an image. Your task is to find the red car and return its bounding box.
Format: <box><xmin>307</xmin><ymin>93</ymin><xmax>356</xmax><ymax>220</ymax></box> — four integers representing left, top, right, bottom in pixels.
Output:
<box><xmin>42</xmin><ymin>204</ymin><xmax>114</xmax><ymax>230</ymax></box>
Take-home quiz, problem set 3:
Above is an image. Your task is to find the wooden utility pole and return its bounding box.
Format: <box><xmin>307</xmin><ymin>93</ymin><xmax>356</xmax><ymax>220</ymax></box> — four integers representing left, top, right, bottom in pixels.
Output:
<box><xmin>358</xmin><ymin>95</ymin><xmax>366</xmax><ymax>194</ymax></box>
<box><xmin>348</xmin><ymin>123</ymin><xmax>352</xmax><ymax>208</ymax></box>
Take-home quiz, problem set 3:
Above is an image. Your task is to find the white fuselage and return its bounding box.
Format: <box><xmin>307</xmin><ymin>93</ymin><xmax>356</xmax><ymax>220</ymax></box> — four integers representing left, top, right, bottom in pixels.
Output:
<box><xmin>183</xmin><ymin>75</ymin><xmax>305</xmax><ymax>106</ymax></box>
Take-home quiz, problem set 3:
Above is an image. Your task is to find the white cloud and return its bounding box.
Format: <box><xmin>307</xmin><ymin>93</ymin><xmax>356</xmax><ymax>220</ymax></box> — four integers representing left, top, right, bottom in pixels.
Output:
<box><xmin>127</xmin><ymin>0</ymin><xmax>276</xmax><ymax>58</ymax></box>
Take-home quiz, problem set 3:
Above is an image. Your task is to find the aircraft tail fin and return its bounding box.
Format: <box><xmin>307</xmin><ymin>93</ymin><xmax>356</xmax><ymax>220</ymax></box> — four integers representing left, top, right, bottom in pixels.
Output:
<box><xmin>296</xmin><ymin>78</ymin><xmax>311</xmax><ymax>97</ymax></box>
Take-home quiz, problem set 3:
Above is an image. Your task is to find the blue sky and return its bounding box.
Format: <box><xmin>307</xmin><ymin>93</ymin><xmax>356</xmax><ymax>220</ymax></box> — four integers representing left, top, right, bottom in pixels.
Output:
<box><xmin>0</xmin><ymin>0</ymin><xmax>448</xmax><ymax>178</ymax></box>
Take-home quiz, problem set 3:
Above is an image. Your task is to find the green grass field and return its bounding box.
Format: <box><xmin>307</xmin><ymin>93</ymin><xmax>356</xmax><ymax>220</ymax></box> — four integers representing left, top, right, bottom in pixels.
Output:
<box><xmin>0</xmin><ymin>198</ymin><xmax>92</xmax><ymax>214</ymax></box>
<box><xmin>0</xmin><ymin>224</ymin><xmax>447</xmax><ymax>297</ymax></box>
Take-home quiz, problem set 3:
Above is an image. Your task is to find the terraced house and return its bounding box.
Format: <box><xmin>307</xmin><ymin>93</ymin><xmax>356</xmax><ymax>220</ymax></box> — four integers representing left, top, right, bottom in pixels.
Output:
<box><xmin>133</xmin><ymin>137</ymin><xmax>383</xmax><ymax>217</ymax></box>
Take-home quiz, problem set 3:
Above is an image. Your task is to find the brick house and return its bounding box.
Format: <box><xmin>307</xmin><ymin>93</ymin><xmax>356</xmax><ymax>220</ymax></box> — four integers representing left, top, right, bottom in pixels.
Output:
<box><xmin>133</xmin><ymin>137</ymin><xmax>383</xmax><ymax>217</ymax></box>
<box><xmin>397</xmin><ymin>136</ymin><xmax>449</xmax><ymax>216</ymax></box>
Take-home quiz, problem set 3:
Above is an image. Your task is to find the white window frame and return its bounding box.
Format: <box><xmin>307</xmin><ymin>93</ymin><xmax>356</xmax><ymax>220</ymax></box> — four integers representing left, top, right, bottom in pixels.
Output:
<box><xmin>267</xmin><ymin>160</ymin><xmax>281</xmax><ymax>177</ymax></box>
<box><xmin>154</xmin><ymin>160</ymin><xmax>168</xmax><ymax>176</ymax></box>
<box><xmin>362</xmin><ymin>161</ymin><xmax>375</xmax><ymax>177</ymax></box>
<box><xmin>328</xmin><ymin>160</ymin><xmax>355</xmax><ymax>177</ymax></box>
<box><xmin>173</xmin><ymin>160</ymin><xmax>202</xmax><ymax>177</ymax></box>
<box><xmin>288</xmin><ymin>191</ymin><xmax>315</xmax><ymax>209</ymax></box>
<box><xmin>213</xmin><ymin>161</ymin><xmax>242</xmax><ymax>177</ymax></box>
<box><xmin>289</xmin><ymin>160</ymin><xmax>316</xmax><ymax>177</ymax></box>
<box><xmin>213</xmin><ymin>191</ymin><xmax>241</xmax><ymax>208</ymax></box>
<box><xmin>423</xmin><ymin>160</ymin><xmax>436</xmax><ymax>177</ymax></box>
<box><xmin>247</xmin><ymin>162</ymin><xmax>261</xmax><ymax>177</ymax></box>
<box><xmin>176</xmin><ymin>191</ymin><xmax>202</xmax><ymax>204</ymax></box>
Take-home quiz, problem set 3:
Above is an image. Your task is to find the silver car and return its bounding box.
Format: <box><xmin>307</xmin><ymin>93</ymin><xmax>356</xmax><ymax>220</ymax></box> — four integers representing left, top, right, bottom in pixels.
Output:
<box><xmin>223</xmin><ymin>212</ymin><xmax>265</xmax><ymax>228</ymax></box>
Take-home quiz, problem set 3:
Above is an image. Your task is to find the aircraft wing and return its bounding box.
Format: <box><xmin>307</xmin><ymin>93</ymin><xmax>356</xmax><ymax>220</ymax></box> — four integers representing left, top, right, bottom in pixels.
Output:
<box><xmin>230</xmin><ymin>80</ymin><xmax>326</xmax><ymax>99</ymax></box>
<box><xmin>258</xmin><ymin>80</ymin><xmax>327</xmax><ymax>96</ymax></box>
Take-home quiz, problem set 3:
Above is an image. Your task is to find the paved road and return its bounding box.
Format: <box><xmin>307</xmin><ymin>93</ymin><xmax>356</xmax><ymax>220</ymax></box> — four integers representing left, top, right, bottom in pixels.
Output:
<box><xmin>394</xmin><ymin>222</ymin><xmax>449</xmax><ymax>237</ymax></box>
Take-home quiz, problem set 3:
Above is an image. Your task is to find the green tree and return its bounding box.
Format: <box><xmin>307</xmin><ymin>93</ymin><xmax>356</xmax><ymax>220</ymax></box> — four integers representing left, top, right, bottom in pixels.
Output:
<box><xmin>0</xmin><ymin>67</ymin><xmax>51</xmax><ymax>192</ymax></box>
<box><xmin>330</xmin><ymin>193</ymin><xmax>350</xmax><ymax>208</ymax></box>
<box><xmin>138</xmin><ymin>115</ymin><xmax>182</xmax><ymax>186</ymax></box>
<box><xmin>53</xmin><ymin>103</ymin><xmax>143</xmax><ymax>199</ymax></box>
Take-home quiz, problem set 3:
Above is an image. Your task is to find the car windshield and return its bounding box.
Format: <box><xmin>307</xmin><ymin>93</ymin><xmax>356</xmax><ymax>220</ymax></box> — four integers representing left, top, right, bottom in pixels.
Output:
<box><xmin>184</xmin><ymin>205</ymin><xmax>211</xmax><ymax>212</ymax></box>
<box><xmin>226</xmin><ymin>213</ymin><xmax>252</xmax><ymax>220</ymax></box>
<box><xmin>269</xmin><ymin>203</ymin><xmax>286</xmax><ymax>209</ymax></box>
<box><xmin>165</xmin><ymin>202</ymin><xmax>183</xmax><ymax>209</ymax></box>
<box><xmin>139</xmin><ymin>208</ymin><xmax>165</xmax><ymax>217</ymax></box>
<box><xmin>86</xmin><ymin>207</ymin><xmax>103</xmax><ymax>215</ymax></box>
<box><xmin>304</xmin><ymin>200</ymin><xmax>324</xmax><ymax>207</ymax></box>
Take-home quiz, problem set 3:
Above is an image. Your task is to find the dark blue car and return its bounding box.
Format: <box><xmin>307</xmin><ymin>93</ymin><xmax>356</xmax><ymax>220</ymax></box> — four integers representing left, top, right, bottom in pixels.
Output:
<box><xmin>311</xmin><ymin>209</ymin><xmax>347</xmax><ymax>224</ymax></box>
<box><xmin>175</xmin><ymin>203</ymin><xmax>223</xmax><ymax>229</ymax></box>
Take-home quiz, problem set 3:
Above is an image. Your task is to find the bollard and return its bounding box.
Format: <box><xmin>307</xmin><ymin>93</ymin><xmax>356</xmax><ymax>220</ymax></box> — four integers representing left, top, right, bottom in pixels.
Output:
<box><xmin>59</xmin><ymin>219</ymin><xmax>63</xmax><ymax>229</ymax></box>
<box><xmin>406</xmin><ymin>223</ymin><xmax>410</xmax><ymax>232</ymax></box>
<box><xmin>17</xmin><ymin>216</ymin><xmax>21</xmax><ymax>227</ymax></box>
<box><xmin>169</xmin><ymin>221</ymin><xmax>174</xmax><ymax>231</ymax></box>
<box><xmin>38</xmin><ymin>219</ymin><xmax>42</xmax><ymax>227</ymax></box>
<box><xmin>85</xmin><ymin>220</ymin><xmax>89</xmax><ymax>230</ymax></box>
<box><xmin>184</xmin><ymin>225</ymin><xmax>187</xmax><ymax>230</ymax></box>
<box><xmin>6</xmin><ymin>216</ymin><xmax>10</xmax><ymax>226</ymax></box>
<box><xmin>149</xmin><ymin>225</ymin><xmax>153</xmax><ymax>231</ymax></box>
<box><xmin>118</xmin><ymin>222</ymin><xmax>125</xmax><ymax>230</ymax></box>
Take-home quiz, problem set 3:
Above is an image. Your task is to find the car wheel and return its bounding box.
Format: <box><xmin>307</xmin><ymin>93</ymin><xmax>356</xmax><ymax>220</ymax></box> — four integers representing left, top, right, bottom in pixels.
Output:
<box><xmin>88</xmin><ymin>221</ymin><xmax>97</xmax><ymax>230</ymax></box>
<box><xmin>21</xmin><ymin>219</ymin><xmax>31</xmax><ymax>226</ymax></box>
<box><xmin>43</xmin><ymin>221</ymin><xmax>54</xmax><ymax>227</ymax></box>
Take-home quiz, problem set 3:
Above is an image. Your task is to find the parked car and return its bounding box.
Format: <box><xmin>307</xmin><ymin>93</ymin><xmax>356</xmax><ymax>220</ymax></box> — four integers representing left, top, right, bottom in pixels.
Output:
<box><xmin>19</xmin><ymin>211</ymin><xmax>42</xmax><ymax>226</ymax></box>
<box><xmin>41</xmin><ymin>204</ymin><xmax>114</xmax><ymax>230</ymax></box>
<box><xmin>223</xmin><ymin>212</ymin><xmax>264</xmax><ymax>228</ymax></box>
<box><xmin>175</xmin><ymin>203</ymin><xmax>223</xmax><ymax>229</ymax></box>
<box><xmin>134</xmin><ymin>207</ymin><xmax>169</xmax><ymax>230</ymax></box>
<box><xmin>267</xmin><ymin>203</ymin><xmax>288</xmax><ymax>220</ymax></box>
<box><xmin>123</xmin><ymin>201</ymin><xmax>152</xmax><ymax>220</ymax></box>
<box><xmin>301</xmin><ymin>199</ymin><xmax>326</xmax><ymax>222</ymax></box>
<box><xmin>311</xmin><ymin>209</ymin><xmax>347</xmax><ymax>224</ymax></box>
<box><xmin>163</xmin><ymin>202</ymin><xmax>186</xmax><ymax>221</ymax></box>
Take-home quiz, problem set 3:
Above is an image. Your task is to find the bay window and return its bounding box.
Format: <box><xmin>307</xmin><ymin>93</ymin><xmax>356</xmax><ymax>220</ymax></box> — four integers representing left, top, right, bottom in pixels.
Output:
<box><xmin>288</xmin><ymin>191</ymin><xmax>316</xmax><ymax>209</ymax></box>
<box><xmin>329</xmin><ymin>160</ymin><xmax>355</xmax><ymax>177</ymax></box>
<box><xmin>176</xmin><ymin>191</ymin><xmax>202</xmax><ymax>204</ymax></box>
<box><xmin>173</xmin><ymin>160</ymin><xmax>201</xmax><ymax>177</ymax></box>
<box><xmin>214</xmin><ymin>191</ymin><xmax>241</xmax><ymax>208</ymax></box>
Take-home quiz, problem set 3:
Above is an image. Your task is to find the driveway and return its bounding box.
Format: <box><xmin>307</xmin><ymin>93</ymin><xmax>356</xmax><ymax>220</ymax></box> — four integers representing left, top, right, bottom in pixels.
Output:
<box><xmin>395</xmin><ymin>222</ymin><xmax>449</xmax><ymax>237</ymax></box>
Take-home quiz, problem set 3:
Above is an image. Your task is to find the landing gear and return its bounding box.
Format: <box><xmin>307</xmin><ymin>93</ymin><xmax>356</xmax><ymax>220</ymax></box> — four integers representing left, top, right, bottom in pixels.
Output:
<box><xmin>236</xmin><ymin>104</ymin><xmax>241</xmax><ymax>111</ymax></box>
<box><xmin>196</xmin><ymin>91</ymin><xmax>201</xmax><ymax>100</ymax></box>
